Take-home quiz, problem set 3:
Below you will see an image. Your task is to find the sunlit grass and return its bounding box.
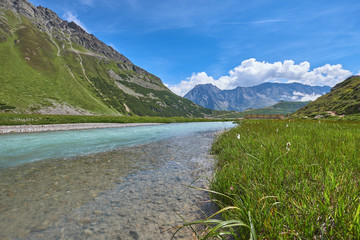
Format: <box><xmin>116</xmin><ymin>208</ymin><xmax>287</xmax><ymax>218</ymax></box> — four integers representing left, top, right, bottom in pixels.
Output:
<box><xmin>206</xmin><ymin>120</ymin><xmax>360</xmax><ymax>239</ymax></box>
<box><xmin>175</xmin><ymin>120</ymin><xmax>360</xmax><ymax>239</ymax></box>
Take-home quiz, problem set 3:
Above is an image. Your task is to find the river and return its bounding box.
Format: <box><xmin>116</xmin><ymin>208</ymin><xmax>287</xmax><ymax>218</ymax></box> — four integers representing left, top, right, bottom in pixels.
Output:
<box><xmin>0</xmin><ymin>122</ymin><xmax>235</xmax><ymax>239</ymax></box>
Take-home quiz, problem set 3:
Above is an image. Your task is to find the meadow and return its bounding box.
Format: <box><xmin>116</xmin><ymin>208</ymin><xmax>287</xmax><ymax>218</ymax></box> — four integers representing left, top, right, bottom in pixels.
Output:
<box><xmin>0</xmin><ymin>113</ymin><xmax>225</xmax><ymax>125</ymax></box>
<box><xmin>198</xmin><ymin>120</ymin><xmax>359</xmax><ymax>239</ymax></box>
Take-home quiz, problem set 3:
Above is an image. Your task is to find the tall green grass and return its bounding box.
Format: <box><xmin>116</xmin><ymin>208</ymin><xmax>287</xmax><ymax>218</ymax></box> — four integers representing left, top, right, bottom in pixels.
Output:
<box><xmin>207</xmin><ymin>120</ymin><xmax>360</xmax><ymax>239</ymax></box>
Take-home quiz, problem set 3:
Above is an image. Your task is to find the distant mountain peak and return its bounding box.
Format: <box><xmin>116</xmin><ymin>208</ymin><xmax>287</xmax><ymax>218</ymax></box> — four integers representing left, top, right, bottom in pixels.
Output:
<box><xmin>193</xmin><ymin>83</ymin><xmax>220</xmax><ymax>89</ymax></box>
<box><xmin>184</xmin><ymin>82</ymin><xmax>331</xmax><ymax>111</ymax></box>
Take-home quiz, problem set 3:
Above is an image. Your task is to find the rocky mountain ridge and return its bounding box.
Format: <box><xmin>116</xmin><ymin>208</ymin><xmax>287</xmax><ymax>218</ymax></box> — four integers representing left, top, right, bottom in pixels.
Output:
<box><xmin>1</xmin><ymin>0</ymin><xmax>168</xmax><ymax>89</ymax></box>
<box><xmin>1</xmin><ymin>0</ymin><xmax>131</xmax><ymax>63</ymax></box>
<box><xmin>184</xmin><ymin>82</ymin><xmax>331</xmax><ymax>111</ymax></box>
<box><xmin>0</xmin><ymin>0</ymin><xmax>211</xmax><ymax>117</ymax></box>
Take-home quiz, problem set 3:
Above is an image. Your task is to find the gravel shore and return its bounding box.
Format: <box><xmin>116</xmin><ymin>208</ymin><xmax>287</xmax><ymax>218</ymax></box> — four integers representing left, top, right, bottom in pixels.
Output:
<box><xmin>0</xmin><ymin>123</ymin><xmax>163</xmax><ymax>134</ymax></box>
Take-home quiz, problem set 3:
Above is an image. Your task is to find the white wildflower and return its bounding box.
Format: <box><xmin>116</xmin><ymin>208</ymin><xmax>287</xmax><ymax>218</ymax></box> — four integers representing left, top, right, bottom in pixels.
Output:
<box><xmin>276</xmin><ymin>129</ymin><xmax>279</xmax><ymax>133</ymax></box>
<box><xmin>286</xmin><ymin>142</ymin><xmax>291</xmax><ymax>151</ymax></box>
<box><xmin>286</xmin><ymin>124</ymin><xmax>289</xmax><ymax>127</ymax></box>
<box><xmin>237</xmin><ymin>134</ymin><xmax>240</xmax><ymax>140</ymax></box>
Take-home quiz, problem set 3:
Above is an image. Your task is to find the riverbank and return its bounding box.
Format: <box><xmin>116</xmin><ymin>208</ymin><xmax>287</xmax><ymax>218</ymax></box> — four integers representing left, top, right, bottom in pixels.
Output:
<box><xmin>208</xmin><ymin>120</ymin><xmax>360</xmax><ymax>238</ymax></box>
<box><xmin>0</xmin><ymin>122</ymin><xmax>162</xmax><ymax>134</ymax></box>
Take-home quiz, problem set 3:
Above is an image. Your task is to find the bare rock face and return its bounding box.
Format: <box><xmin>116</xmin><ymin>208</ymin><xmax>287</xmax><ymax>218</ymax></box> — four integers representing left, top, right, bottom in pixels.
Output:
<box><xmin>1</xmin><ymin>0</ymin><xmax>131</xmax><ymax>64</ymax></box>
<box><xmin>0</xmin><ymin>0</ymin><xmax>36</xmax><ymax>18</ymax></box>
<box><xmin>35</xmin><ymin>6</ymin><xmax>63</xmax><ymax>26</ymax></box>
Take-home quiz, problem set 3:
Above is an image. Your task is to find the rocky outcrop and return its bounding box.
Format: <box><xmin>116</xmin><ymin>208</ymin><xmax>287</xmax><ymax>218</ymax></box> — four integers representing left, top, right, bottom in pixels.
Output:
<box><xmin>0</xmin><ymin>0</ymin><xmax>37</xmax><ymax>18</ymax></box>
<box><xmin>1</xmin><ymin>0</ymin><xmax>131</xmax><ymax>63</ymax></box>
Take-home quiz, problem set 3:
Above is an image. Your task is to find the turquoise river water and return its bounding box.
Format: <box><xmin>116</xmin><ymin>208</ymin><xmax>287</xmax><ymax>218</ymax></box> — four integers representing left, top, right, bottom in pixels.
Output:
<box><xmin>0</xmin><ymin>122</ymin><xmax>235</xmax><ymax>239</ymax></box>
<box><xmin>0</xmin><ymin>122</ymin><xmax>235</xmax><ymax>168</ymax></box>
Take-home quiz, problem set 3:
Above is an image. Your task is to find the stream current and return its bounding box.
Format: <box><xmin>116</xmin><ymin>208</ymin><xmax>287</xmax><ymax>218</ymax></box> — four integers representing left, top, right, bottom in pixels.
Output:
<box><xmin>0</xmin><ymin>122</ymin><xmax>235</xmax><ymax>239</ymax></box>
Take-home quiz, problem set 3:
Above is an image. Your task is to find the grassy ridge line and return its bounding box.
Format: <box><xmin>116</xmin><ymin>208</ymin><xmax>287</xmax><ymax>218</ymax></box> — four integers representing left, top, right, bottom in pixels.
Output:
<box><xmin>210</xmin><ymin>120</ymin><xmax>360</xmax><ymax>239</ymax></box>
<box><xmin>0</xmin><ymin>113</ymin><xmax>229</xmax><ymax>126</ymax></box>
<box><xmin>292</xmin><ymin>76</ymin><xmax>360</xmax><ymax>117</ymax></box>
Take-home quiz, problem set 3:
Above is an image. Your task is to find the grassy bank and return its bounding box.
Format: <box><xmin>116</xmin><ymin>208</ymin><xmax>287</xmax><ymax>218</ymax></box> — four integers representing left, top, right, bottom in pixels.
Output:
<box><xmin>0</xmin><ymin>113</ymin><xmax>227</xmax><ymax>125</ymax></box>
<box><xmin>209</xmin><ymin>120</ymin><xmax>360</xmax><ymax>239</ymax></box>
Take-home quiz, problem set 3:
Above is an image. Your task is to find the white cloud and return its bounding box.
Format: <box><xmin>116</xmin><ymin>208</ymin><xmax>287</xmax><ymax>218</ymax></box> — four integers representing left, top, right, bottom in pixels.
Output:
<box><xmin>169</xmin><ymin>72</ymin><xmax>216</xmax><ymax>97</ymax></box>
<box><xmin>169</xmin><ymin>58</ymin><xmax>352</xmax><ymax>96</ymax></box>
<box><xmin>293</xmin><ymin>91</ymin><xmax>322</xmax><ymax>101</ymax></box>
<box><xmin>63</xmin><ymin>11</ymin><xmax>89</xmax><ymax>33</ymax></box>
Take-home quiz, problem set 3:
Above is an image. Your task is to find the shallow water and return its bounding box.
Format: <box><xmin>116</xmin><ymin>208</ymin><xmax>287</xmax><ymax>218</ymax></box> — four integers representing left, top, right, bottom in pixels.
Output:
<box><xmin>0</xmin><ymin>122</ymin><xmax>235</xmax><ymax>239</ymax></box>
<box><xmin>0</xmin><ymin>122</ymin><xmax>234</xmax><ymax>168</ymax></box>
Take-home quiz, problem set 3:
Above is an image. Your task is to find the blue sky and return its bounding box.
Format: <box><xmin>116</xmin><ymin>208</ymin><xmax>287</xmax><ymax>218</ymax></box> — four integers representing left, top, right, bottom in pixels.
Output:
<box><xmin>29</xmin><ymin>0</ymin><xmax>360</xmax><ymax>95</ymax></box>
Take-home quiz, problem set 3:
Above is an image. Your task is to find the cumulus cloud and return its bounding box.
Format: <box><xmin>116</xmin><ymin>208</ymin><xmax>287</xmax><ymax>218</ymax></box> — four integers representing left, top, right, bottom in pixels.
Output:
<box><xmin>169</xmin><ymin>58</ymin><xmax>352</xmax><ymax>96</ymax></box>
<box><xmin>63</xmin><ymin>11</ymin><xmax>89</xmax><ymax>33</ymax></box>
<box><xmin>292</xmin><ymin>91</ymin><xmax>322</xmax><ymax>101</ymax></box>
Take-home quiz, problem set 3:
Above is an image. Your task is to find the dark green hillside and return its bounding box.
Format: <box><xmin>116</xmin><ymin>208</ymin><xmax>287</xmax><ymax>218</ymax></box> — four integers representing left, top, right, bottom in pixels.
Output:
<box><xmin>0</xmin><ymin>2</ymin><xmax>211</xmax><ymax>117</ymax></box>
<box><xmin>292</xmin><ymin>76</ymin><xmax>360</xmax><ymax>118</ymax></box>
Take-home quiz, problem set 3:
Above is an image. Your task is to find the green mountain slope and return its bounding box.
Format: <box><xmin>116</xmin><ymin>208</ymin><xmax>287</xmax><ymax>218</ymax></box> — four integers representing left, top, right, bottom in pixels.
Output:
<box><xmin>292</xmin><ymin>76</ymin><xmax>360</xmax><ymax>118</ymax></box>
<box><xmin>212</xmin><ymin>101</ymin><xmax>310</xmax><ymax>118</ymax></box>
<box><xmin>0</xmin><ymin>0</ymin><xmax>211</xmax><ymax>117</ymax></box>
